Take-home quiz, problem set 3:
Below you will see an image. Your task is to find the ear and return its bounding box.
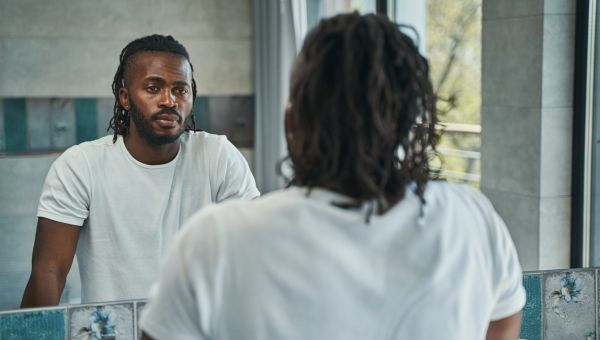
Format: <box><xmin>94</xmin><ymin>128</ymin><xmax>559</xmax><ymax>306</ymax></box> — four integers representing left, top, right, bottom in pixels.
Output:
<box><xmin>118</xmin><ymin>88</ymin><xmax>130</xmax><ymax>111</ymax></box>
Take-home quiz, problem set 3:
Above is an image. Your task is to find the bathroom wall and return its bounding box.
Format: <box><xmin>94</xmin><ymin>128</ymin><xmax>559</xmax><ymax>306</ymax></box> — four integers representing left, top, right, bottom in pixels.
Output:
<box><xmin>0</xmin><ymin>0</ymin><xmax>255</xmax><ymax>310</ymax></box>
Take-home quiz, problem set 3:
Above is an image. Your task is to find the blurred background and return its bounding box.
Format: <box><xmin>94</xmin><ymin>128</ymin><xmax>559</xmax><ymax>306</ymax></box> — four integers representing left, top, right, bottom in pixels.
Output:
<box><xmin>0</xmin><ymin>0</ymin><xmax>592</xmax><ymax>314</ymax></box>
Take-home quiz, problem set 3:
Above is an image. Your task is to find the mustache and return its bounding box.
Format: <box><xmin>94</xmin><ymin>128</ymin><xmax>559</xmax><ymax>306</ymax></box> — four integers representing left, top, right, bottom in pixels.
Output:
<box><xmin>151</xmin><ymin>108</ymin><xmax>182</xmax><ymax>122</ymax></box>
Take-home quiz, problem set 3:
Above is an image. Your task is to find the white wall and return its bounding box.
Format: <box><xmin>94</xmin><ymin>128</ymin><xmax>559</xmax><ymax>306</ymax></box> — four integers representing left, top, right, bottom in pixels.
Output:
<box><xmin>0</xmin><ymin>0</ymin><xmax>253</xmax><ymax>97</ymax></box>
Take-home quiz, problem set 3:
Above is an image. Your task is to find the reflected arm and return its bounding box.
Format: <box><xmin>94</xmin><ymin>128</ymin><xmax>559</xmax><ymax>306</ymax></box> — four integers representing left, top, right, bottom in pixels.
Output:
<box><xmin>20</xmin><ymin>217</ymin><xmax>80</xmax><ymax>308</ymax></box>
<box><xmin>486</xmin><ymin>312</ymin><xmax>522</xmax><ymax>340</ymax></box>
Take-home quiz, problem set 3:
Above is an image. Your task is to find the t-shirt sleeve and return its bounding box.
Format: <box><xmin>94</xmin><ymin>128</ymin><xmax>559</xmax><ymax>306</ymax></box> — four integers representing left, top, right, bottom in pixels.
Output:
<box><xmin>37</xmin><ymin>146</ymin><xmax>91</xmax><ymax>226</ymax></box>
<box><xmin>140</xmin><ymin>209</ymin><xmax>221</xmax><ymax>340</ymax></box>
<box><xmin>215</xmin><ymin>137</ymin><xmax>260</xmax><ymax>202</ymax></box>
<box><xmin>484</xmin><ymin>198</ymin><xmax>526</xmax><ymax>321</ymax></box>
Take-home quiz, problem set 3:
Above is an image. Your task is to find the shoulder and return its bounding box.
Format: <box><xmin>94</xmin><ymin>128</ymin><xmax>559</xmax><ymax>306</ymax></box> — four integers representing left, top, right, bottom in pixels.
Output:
<box><xmin>58</xmin><ymin>135</ymin><xmax>117</xmax><ymax>161</ymax></box>
<box><xmin>424</xmin><ymin>181</ymin><xmax>495</xmax><ymax>214</ymax></box>
<box><xmin>181</xmin><ymin>189</ymin><xmax>300</xmax><ymax>237</ymax></box>
<box><xmin>180</xmin><ymin>131</ymin><xmax>231</xmax><ymax>150</ymax></box>
<box><xmin>52</xmin><ymin>136</ymin><xmax>100</xmax><ymax>164</ymax></box>
<box><xmin>420</xmin><ymin>181</ymin><xmax>504</xmax><ymax>244</ymax></box>
<box><xmin>179</xmin><ymin>131</ymin><xmax>240</xmax><ymax>161</ymax></box>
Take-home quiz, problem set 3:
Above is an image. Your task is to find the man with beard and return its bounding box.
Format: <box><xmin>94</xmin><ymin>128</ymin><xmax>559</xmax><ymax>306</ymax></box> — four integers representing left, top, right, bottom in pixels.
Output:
<box><xmin>20</xmin><ymin>35</ymin><xmax>259</xmax><ymax>307</ymax></box>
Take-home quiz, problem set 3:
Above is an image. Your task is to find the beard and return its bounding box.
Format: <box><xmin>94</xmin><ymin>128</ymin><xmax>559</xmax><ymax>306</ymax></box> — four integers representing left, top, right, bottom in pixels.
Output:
<box><xmin>128</xmin><ymin>99</ymin><xmax>192</xmax><ymax>146</ymax></box>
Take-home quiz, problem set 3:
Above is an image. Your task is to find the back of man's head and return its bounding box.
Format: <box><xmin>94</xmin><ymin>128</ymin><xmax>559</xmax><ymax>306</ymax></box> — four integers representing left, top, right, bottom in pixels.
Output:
<box><xmin>108</xmin><ymin>34</ymin><xmax>198</xmax><ymax>140</ymax></box>
<box><xmin>287</xmin><ymin>13</ymin><xmax>439</xmax><ymax>215</ymax></box>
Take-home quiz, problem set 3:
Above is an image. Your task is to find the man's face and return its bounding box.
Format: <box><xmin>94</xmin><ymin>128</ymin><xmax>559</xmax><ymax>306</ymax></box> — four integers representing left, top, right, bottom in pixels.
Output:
<box><xmin>119</xmin><ymin>51</ymin><xmax>194</xmax><ymax>146</ymax></box>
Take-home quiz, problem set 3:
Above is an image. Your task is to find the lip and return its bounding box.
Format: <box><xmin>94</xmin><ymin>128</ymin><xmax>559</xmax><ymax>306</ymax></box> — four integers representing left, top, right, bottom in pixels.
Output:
<box><xmin>154</xmin><ymin>119</ymin><xmax>178</xmax><ymax>128</ymax></box>
<box><xmin>153</xmin><ymin>114</ymin><xmax>180</xmax><ymax>128</ymax></box>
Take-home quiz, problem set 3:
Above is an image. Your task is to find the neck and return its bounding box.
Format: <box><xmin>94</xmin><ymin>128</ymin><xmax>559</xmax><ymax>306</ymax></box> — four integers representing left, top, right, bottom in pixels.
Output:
<box><xmin>123</xmin><ymin>130</ymin><xmax>181</xmax><ymax>165</ymax></box>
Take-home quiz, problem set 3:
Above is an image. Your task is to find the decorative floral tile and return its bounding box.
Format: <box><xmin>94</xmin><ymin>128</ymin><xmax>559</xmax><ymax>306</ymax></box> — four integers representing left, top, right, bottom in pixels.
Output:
<box><xmin>520</xmin><ymin>273</ymin><xmax>542</xmax><ymax>340</ymax></box>
<box><xmin>136</xmin><ymin>301</ymin><xmax>147</xmax><ymax>339</ymax></box>
<box><xmin>0</xmin><ymin>307</ymin><xmax>66</xmax><ymax>340</ymax></box>
<box><xmin>69</xmin><ymin>302</ymin><xmax>134</xmax><ymax>340</ymax></box>
<box><xmin>543</xmin><ymin>270</ymin><xmax>596</xmax><ymax>340</ymax></box>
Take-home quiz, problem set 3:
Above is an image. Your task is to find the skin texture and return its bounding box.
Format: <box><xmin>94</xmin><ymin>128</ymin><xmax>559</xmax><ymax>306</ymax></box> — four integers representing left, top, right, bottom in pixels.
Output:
<box><xmin>486</xmin><ymin>312</ymin><xmax>522</xmax><ymax>340</ymax></box>
<box><xmin>20</xmin><ymin>51</ymin><xmax>194</xmax><ymax>308</ymax></box>
<box><xmin>119</xmin><ymin>51</ymin><xmax>194</xmax><ymax>165</ymax></box>
<box><xmin>21</xmin><ymin>218</ymin><xmax>80</xmax><ymax>307</ymax></box>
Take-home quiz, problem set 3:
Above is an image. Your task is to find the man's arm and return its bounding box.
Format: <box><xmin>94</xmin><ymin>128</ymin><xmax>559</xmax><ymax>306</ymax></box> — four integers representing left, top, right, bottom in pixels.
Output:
<box><xmin>486</xmin><ymin>312</ymin><xmax>521</xmax><ymax>340</ymax></box>
<box><xmin>20</xmin><ymin>217</ymin><xmax>80</xmax><ymax>308</ymax></box>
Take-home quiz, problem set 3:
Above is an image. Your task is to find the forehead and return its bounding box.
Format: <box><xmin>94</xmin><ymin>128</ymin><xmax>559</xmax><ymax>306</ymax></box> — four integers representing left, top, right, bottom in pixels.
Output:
<box><xmin>124</xmin><ymin>51</ymin><xmax>192</xmax><ymax>84</ymax></box>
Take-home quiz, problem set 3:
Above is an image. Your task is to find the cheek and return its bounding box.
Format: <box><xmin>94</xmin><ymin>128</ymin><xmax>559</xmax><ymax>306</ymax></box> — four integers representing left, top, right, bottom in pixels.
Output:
<box><xmin>181</xmin><ymin>99</ymin><xmax>194</xmax><ymax>114</ymax></box>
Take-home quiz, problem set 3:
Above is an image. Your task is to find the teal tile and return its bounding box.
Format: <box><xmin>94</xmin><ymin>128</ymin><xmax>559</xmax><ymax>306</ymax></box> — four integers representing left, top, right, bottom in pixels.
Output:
<box><xmin>0</xmin><ymin>99</ymin><xmax>5</xmax><ymax>151</ymax></box>
<box><xmin>0</xmin><ymin>308</ymin><xmax>66</xmax><ymax>340</ymax></box>
<box><xmin>521</xmin><ymin>273</ymin><xmax>542</xmax><ymax>340</ymax></box>
<box><xmin>75</xmin><ymin>98</ymin><xmax>98</xmax><ymax>143</ymax></box>
<box><xmin>193</xmin><ymin>96</ymin><xmax>210</xmax><ymax>131</ymax></box>
<box><xmin>3</xmin><ymin>98</ymin><xmax>27</xmax><ymax>152</ymax></box>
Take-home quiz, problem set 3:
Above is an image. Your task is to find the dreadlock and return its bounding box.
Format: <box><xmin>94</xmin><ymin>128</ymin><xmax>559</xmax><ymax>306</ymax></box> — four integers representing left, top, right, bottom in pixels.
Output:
<box><xmin>108</xmin><ymin>34</ymin><xmax>198</xmax><ymax>143</ymax></box>
<box><xmin>287</xmin><ymin>12</ymin><xmax>439</xmax><ymax>217</ymax></box>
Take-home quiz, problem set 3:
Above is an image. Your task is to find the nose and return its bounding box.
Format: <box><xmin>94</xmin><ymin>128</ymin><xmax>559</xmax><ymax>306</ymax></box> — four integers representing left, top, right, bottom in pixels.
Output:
<box><xmin>159</xmin><ymin>89</ymin><xmax>177</xmax><ymax>108</ymax></box>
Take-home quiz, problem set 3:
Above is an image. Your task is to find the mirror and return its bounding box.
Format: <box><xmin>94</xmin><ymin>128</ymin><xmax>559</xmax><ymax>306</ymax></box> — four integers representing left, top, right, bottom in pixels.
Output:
<box><xmin>0</xmin><ymin>0</ymin><xmax>257</xmax><ymax>310</ymax></box>
<box><xmin>0</xmin><ymin>0</ymin><xmax>481</xmax><ymax>311</ymax></box>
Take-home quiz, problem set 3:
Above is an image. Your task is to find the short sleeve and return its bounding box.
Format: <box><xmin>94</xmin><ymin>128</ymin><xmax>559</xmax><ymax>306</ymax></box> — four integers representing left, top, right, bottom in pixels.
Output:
<box><xmin>140</xmin><ymin>209</ymin><xmax>222</xmax><ymax>340</ymax></box>
<box><xmin>37</xmin><ymin>146</ymin><xmax>91</xmax><ymax>226</ymax></box>
<box><xmin>215</xmin><ymin>137</ymin><xmax>260</xmax><ymax>202</ymax></box>
<box><xmin>486</xmin><ymin>203</ymin><xmax>526</xmax><ymax>320</ymax></box>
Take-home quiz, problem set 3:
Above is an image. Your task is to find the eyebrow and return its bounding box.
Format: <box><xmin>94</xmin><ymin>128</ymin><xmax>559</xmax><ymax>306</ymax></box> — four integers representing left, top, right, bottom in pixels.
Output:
<box><xmin>143</xmin><ymin>76</ymin><xmax>191</xmax><ymax>87</ymax></box>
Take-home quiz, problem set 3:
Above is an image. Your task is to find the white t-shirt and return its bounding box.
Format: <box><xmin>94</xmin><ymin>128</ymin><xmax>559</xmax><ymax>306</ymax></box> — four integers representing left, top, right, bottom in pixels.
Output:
<box><xmin>37</xmin><ymin>132</ymin><xmax>260</xmax><ymax>303</ymax></box>
<box><xmin>140</xmin><ymin>182</ymin><xmax>525</xmax><ymax>340</ymax></box>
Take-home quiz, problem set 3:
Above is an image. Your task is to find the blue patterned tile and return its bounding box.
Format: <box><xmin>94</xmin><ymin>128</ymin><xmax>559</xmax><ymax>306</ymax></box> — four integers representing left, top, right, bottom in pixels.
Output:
<box><xmin>69</xmin><ymin>302</ymin><xmax>134</xmax><ymax>339</ymax></box>
<box><xmin>543</xmin><ymin>270</ymin><xmax>596</xmax><ymax>340</ymax></box>
<box><xmin>49</xmin><ymin>98</ymin><xmax>76</xmax><ymax>149</ymax></box>
<box><xmin>0</xmin><ymin>307</ymin><xmax>66</xmax><ymax>340</ymax></box>
<box><xmin>521</xmin><ymin>273</ymin><xmax>542</xmax><ymax>340</ymax></box>
<box><xmin>26</xmin><ymin>98</ymin><xmax>52</xmax><ymax>150</ymax></box>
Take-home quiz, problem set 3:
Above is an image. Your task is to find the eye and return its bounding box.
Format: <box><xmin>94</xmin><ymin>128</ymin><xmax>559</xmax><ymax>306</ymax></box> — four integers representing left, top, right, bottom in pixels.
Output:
<box><xmin>146</xmin><ymin>86</ymin><xmax>159</xmax><ymax>93</ymax></box>
<box><xmin>175</xmin><ymin>87</ymin><xmax>190</xmax><ymax>95</ymax></box>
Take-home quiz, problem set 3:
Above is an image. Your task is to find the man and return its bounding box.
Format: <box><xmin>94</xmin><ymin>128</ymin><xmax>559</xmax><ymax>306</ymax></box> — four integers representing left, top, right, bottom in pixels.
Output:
<box><xmin>141</xmin><ymin>14</ymin><xmax>524</xmax><ymax>340</ymax></box>
<box><xmin>21</xmin><ymin>35</ymin><xmax>259</xmax><ymax>307</ymax></box>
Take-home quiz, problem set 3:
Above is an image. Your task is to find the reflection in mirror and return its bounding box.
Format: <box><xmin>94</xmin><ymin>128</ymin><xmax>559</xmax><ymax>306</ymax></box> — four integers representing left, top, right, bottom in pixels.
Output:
<box><xmin>0</xmin><ymin>0</ymin><xmax>256</xmax><ymax>311</ymax></box>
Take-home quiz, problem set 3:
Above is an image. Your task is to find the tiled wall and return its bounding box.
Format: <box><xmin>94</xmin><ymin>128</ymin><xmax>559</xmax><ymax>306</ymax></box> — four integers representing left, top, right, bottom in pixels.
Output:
<box><xmin>0</xmin><ymin>300</ymin><xmax>147</xmax><ymax>340</ymax></box>
<box><xmin>521</xmin><ymin>269</ymin><xmax>598</xmax><ymax>340</ymax></box>
<box><xmin>0</xmin><ymin>268</ymin><xmax>598</xmax><ymax>339</ymax></box>
<box><xmin>0</xmin><ymin>96</ymin><xmax>255</xmax><ymax>153</ymax></box>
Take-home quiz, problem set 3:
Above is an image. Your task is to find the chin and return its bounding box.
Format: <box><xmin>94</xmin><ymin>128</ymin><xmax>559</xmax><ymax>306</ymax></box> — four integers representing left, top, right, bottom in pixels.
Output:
<box><xmin>144</xmin><ymin>131</ymin><xmax>184</xmax><ymax>146</ymax></box>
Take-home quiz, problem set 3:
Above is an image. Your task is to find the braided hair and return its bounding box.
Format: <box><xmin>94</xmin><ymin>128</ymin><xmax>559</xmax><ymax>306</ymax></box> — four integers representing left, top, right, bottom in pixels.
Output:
<box><xmin>287</xmin><ymin>13</ymin><xmax>439</xmax><ymax>217</ymax></box>
<box><xmin>108</xmin><ymin>34</ymin><xmax>198</xmax><ymax>142</ymax></box>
